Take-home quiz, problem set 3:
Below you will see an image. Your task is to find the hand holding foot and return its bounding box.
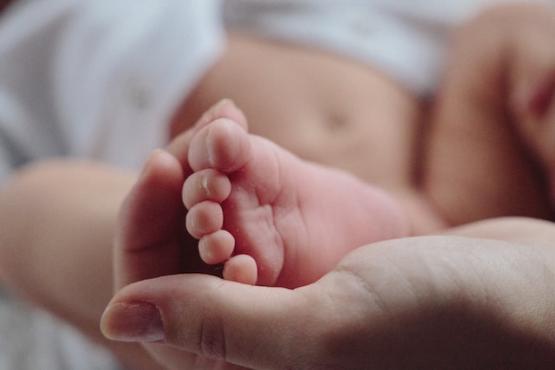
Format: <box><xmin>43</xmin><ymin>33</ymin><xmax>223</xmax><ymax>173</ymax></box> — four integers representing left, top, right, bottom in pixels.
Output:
<box><xmin>106</xmin><ymin>99</ymin><xmax>409</xmax><ymax>368</ymax></box>
<box><xmin>103</xmin><ymin>221</ymin><xmax>555</xmax><ymax>370</ymax></box>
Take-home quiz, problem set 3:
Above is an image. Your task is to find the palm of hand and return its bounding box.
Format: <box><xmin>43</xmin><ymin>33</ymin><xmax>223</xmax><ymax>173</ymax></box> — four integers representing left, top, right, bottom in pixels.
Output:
<box><xmin>112</xmin><ymin>195</ymin><xmax>555</xmax><ymax>370</ymax></box>
<box><xmin>287</xmin><ymin>235</ymin><xmax>555</xmax><ymax>369</ymax></box>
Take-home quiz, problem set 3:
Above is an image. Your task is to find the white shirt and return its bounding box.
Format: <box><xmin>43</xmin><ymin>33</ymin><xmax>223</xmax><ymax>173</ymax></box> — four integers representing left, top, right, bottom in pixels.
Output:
<box><xmin>0</xmin><ymin>0</ymin><xmax>224</xmax><ymax>182</ymax></box>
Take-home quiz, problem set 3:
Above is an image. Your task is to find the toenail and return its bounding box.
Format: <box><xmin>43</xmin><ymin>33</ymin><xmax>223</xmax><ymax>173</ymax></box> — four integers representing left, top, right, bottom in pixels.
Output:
<box><xmin>206</xmin><ymin>127</ymin><xmax>217</xmax><ymax>166</ymax></box>
<box><xmin>206</xmin><ymin>122</ymin><xmax>231</xmax><ymax>166</ymax></box>
<box><xmin>201</xmin><ymin>175</ymin><xmax>211</xmax><ymax>197</ymax></box>
<box><xmin>206</xmin><ymin>120</ymin><xmax>241</xmax><ymax>170</ymax></box>
<box><xmin>214</xmin><ymin>98</ymin><xmax>232</xmax><ymax>110</ymax></box>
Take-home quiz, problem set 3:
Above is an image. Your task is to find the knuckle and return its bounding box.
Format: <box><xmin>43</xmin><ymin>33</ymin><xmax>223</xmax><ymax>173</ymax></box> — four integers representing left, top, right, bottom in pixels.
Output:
<box><xmin>197</xmin><ymin>314</ymin><xmax>227</xmax><ymax>360</ymax></box>
<box><xmin>167</xmin><ymin>309</ymin><xmax>227</xmax><ymax>360</ymax></box>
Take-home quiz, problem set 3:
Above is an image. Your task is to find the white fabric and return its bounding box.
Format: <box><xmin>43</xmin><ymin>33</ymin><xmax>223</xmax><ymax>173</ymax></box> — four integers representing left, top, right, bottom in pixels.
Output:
<box><xmin>0</xmin><ymin>0</ymin><xmax>224</xmax><ymax>182</ymax></box>
<box><xmin>224</xmin><ymin>0</ymin><xmax>550</xmax><ymax>94</ymax></box>
<box><xmin>0</xmin><ymin>291</ymin><xmax>121</xmax><ymax>370</ymax></box>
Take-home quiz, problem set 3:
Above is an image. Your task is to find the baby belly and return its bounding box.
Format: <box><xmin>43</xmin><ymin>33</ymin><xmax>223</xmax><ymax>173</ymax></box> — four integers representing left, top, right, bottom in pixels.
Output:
<box><xmin>173</xmin><ymin>35</ymin><xmax>423</xmax><ymax>190</ymax></box>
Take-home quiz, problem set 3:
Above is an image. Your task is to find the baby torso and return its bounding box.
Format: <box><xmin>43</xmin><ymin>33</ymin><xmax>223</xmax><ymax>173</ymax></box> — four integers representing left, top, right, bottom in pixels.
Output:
<box><xmin>175</xmin><ymin>35</ymin><xmax>424</xmax><ymax>193</ymax></box>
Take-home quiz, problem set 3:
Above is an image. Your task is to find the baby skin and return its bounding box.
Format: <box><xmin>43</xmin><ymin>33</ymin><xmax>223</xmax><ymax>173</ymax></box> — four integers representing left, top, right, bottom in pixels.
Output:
<box><xmin>119</xmin><ymin>4</ymin><xmax>555</xmax><ymax>293</ymax></box>
<box><xmin>425</xmin><ymin>2</ymin><xmax>555</xmax><ymax>225</ymax></box>
<box><xmin>177</xmin><ymin>100</ymin><xmax>409</xmax><ymax>288</ymax></box>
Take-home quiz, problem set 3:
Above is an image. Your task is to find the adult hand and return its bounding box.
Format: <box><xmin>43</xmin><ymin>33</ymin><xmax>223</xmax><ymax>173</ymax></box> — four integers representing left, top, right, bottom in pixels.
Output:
<box><xmin>103</xmin><ymin>220</ymin><xmax>555</xmax><ymax>369</ymax></box>
<box><xmin>100</xmin><ymin>101</ymin><xmax>555</xmax><ymax>369</ymax></box>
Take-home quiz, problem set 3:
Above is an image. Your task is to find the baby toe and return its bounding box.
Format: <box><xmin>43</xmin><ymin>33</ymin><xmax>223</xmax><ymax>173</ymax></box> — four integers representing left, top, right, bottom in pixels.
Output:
<box><xmin>196</xmin><ymin>99</ymin><xmax>248</xmax><ymax>130</ymax></box>
<box><xmin>186</xmin><ymin>201</ymin><xmax>223</xmax><ymax>239</ymax></box>
<box><xmin>188</xmin><ymin>118</ymin><xmax>251</xmax><ymax>173</ymax></box>
<box><xmin>223</xmin><ymin>254</ymin><xmax>258</xmax><ymax>285</ymax></box>
<box><xmin>167</xmin><ymin>100</ymin><xmax>246</xmax><ymax>168</ymax></box>
<box><xmin>199</xmin><ymin>230</ymin><xmax>235</xmax><ymax>265</ymax></box>
<box><xmin>183</xmin><ymin>169</ymin><xmax>231</xmax><ymax>209</ymax></box>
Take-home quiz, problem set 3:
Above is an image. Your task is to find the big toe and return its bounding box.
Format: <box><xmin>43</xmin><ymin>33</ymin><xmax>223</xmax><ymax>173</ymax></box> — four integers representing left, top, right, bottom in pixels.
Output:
<box><xmin>167</xmin><ymin>99</ymin><xmax>247</xmax><ymax>168</ymax></box>
<box><xmin>188</xmin><ymin>118</ymin><xmax>251</xmax><ymax>173</ymax></box>
<box><xmin>196</xmin><ymin>99</ymin><xmax>248</xmax><ymax>130</ymax></box>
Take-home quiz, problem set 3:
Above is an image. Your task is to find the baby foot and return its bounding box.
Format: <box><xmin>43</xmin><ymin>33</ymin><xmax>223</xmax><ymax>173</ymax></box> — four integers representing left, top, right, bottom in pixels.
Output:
<box><xmin>183</xmin><ymin>102</ymin><xmax>410</xmax><ymax>288</ymax></box>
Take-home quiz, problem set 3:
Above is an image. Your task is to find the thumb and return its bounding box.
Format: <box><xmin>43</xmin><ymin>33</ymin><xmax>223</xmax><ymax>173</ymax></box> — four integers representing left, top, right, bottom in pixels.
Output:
<box><xmin>101</xmin><ymin>273</ymin><xmax>318</xmax><ymax>369</ymax></box>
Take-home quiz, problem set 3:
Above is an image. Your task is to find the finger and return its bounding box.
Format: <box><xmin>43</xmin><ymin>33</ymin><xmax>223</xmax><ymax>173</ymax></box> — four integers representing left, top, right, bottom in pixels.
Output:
<box><xmin>101</xmin><ymin>274</ymin><xmax>311</xmax><ymax>369</ymax></box>
<box><xmin>114</xmin><ymin>149</ymin><xmax>185</xmax><ymax>289</ymax></box>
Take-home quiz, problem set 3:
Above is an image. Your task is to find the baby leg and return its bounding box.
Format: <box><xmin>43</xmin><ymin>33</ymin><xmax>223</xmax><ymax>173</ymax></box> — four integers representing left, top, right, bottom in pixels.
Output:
<box><xmin>0</xmin><ymin>162</ymin><xmax>164</xmax><ymax>370</ymax></box>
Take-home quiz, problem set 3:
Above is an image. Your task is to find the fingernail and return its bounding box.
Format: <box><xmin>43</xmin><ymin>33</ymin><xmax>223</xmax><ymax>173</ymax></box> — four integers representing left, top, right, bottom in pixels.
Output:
<box><xmin>140</xmin><ymin>150</ymin><xmax>160</xmax><ymax>177</ymax></box>
<box><xmin>101</xmin><ymin>302</ymin><xmax>165</xmax><ymax>343</ymax></box>
<box><xmin>141</xmin><ymin>149</ymin><xmax>176</xmax><ymax>178</ymax></box>
<box><xmin>217</xmin><ymin>98</ymin><xmax>235</xmax><ymax>108</ymax></box>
